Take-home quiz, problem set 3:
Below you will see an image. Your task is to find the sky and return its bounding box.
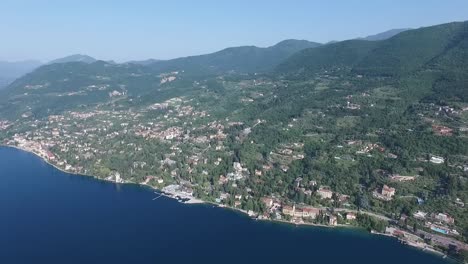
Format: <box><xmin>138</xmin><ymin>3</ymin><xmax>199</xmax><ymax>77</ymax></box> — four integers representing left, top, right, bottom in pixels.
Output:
<box><xmin>1</xmin><ymin>0</ymin><xmax>468</xmax><ymax>62</ymax></box>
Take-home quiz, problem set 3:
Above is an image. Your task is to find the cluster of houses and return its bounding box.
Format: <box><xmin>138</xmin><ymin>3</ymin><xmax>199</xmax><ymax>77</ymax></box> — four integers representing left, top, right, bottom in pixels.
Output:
<box><xmin>268</xmin><ymin>143</ymin><xmax>305</xmax><ymax>173</ymax></box>
<box><xmin>317</xmin><ymin>187</ymin><xmax>333</xmax><ymax>199</ymax></box>
<box><xmin>227</xmin><ymin>162</ymin><xmax>249</xmax><ymax>181</ymax></box>
<box><xmin>260</xmin><ymin>197</ymin><xmax>356</xmax><ymax>226</ymax></box>
<box><xmin>357</xmin><ymin>143</ymin><xmax>385</xmax><ymax>154</ymax></box>
<box><xmin>413</xmin><ymin>211</ymin><xmax>460</xmax><ymax>236</ymax></box>
<box><xmin>162</xmin><ymin>184</ymin><xmax>194</xmax><ymax>198</ymax></box>
<box><xmin>159</xmin><ymin>71</ymin><xmax>179</xmax><ymax>84</ymax></box>
<box><xmin>282</xmin><ymin>205</ymin><xmax>321</xmax><ymax>220</ymax></box>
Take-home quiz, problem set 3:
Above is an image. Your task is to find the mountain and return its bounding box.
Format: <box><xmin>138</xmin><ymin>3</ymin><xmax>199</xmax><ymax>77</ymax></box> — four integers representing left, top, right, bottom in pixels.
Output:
<box><xmin>0</xmin><ymin>39</ymin><xmax>321</xmax><ymax>118</ymax></box>
<box><xmin>147</xmin><ymin>39</ymin><xmax>322</xmax><ymax>74</ymax></box>
<box><xmin>1</xmin><ymin>22</ymin><xmax>468</xmax><ymax>251</ymax></box>
<box><xmin>2</xmin><ymin>22</ymin><xmax>468</xmax><ymax>119</ymax></box>
<box><xmin>0</xmin><ymin>60</ymin><xmax>165</xmax><ymax>118</ymax></box>
<box><xmin>48</xmin><ymin>54</ymin><xmax>97</xmax><ymax>65</ymax></box>
<box><xmin>277</xmin><ymin>21</ymin><xmax>468</xmax><ymax>78</ymax></box>
<box><xmin>277</xmin><ymin>39</ymin><xmax>378</xmax><ymax>75</ymax></box>
<box><xmin>0</xmin><ymin>60</ymin><xmax>42</xmax><ymax>89</ymax></box>
<box><xmin>127</xmin><ymin>59</ymin><xmax>161</xmax><ymax>66</ymax></box>
<box><xmin>360</xmin><ymin>28</ymin><xmax>411</xmax><ymax>41</ymax></box>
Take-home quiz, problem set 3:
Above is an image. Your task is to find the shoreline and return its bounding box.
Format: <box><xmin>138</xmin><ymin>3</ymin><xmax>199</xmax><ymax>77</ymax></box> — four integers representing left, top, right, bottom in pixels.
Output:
<box><xmin>0</xmin><ymin>144</ymin><xmax>453</xmax><ymax>261</ymax></box>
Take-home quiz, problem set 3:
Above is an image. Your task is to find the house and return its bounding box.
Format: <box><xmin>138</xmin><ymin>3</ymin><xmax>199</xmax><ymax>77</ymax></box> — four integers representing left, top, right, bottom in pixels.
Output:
<box><xmin>373</xmin><ymin>185</ymin><xmax>396</xmax><ymax>201</ymax></box>
<box><xmin>46</xmin><ymin>151</ymin><xmax>56</xmax><ymax>161</ymax></box>
<box><xmin>346</xmin><ymin>212</ymin><xmax>356</xmax><ymax>220</ymax></box>
<box><xmin>381</xmin><ymin>185</ymin><xmax>396</xmax><ymax>198</ymax></box>
<box><xmin>432</xmin><ymin>125</ymin><xmax>453</xmax><ymax>136</ymax></box>
<box><xmin>455</xmin><ymin>198</ymin><xmax>465</xmax><ymax>208</ymax></box>
<box><xmin>328</xmin><ymin>215</ymin><xmax>338</xmax><ymax>226</ymax></box>
<box><xmin>261</xmin><ymin>197</ymin><xmax>273</xmax><ymax>207</ymax></box>
<box><xmin>218</xmin><ymin>175</ymin><xmax>228</xmax><ymax>185</ymax></box>
<box><xmin>233</xmin><ymin>162</ymin><xmax>243</xmax><ymax>171</ymax></box>
<box><xmin>302</xmin><ymin>207</ymin><xmax>321</xmax><ymax>219</ymax></box>
<box><xmin>113</xmin><ymin>172</ymin><xmax>122</xmax><ymax>183</ymax></box>
<box><xmin>435</xmin><ymin>213</ymin><xmax>455</xmax><ymax>224</ymax></box>
<box><xmin>413</xmin><ymin>211</ymin><xmax>427</xmax><ymax>220</ymax></box>
<box><xmin>317</xmin><ymin>187</ymin><xmax>333</xmax><ymax>199</ymax></box>
<box><xmin>293</xmin><ymin>208</ymin><xmax>304</xmax><ymax>218</ymax></box>
<box><xmin>295</xmin><ymin>177</ymin><xmax>303</xmax><ymax>188</ymax></box>
<box><xmin>430</xmin><ymin>156</ymin><xmax>445</xmax><ymax>164</ymax></box>
<box><xmin>389</xmin><ymin>175</ymin><xmax>415</xmax><ymax>182</ymax></box>
<box><xmin>338</xmin><ymin>194</ymin><xmax>350</xmax><ymax>203</ymax></box>
<box><xmin>282</xmin><ymin>205</ymin><xmax>295</xmax><ymax>216</ymax></box>
<box><xmin>181</xmin><ymin>187</ymin><xmax>193</xmax><ymax>196</ymax></box>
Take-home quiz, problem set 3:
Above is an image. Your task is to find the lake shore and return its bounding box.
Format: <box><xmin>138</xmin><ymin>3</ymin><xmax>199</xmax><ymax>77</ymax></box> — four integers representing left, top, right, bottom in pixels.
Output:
<box><xmin>0</xmin><ymin>144</ymin><xmax>453</xmax><ymax>261</ymax></box>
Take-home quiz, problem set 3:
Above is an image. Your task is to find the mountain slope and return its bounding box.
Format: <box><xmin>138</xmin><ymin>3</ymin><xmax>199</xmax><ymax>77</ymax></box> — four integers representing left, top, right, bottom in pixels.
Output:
<box><xmin>360</xmin><ymin>28</ymin><xmax>411</xmax><ymax>41</ymax></box>
<box><xmin>276</xmin><ymin>40</ymin><xmax>378</xmax><ymax>74</ymax></box>
<box><xmin>48</xmin><ymin>54</ymin><xmax>97</xmax><ymax>64</ymax></box>
<box><xmin>2</xmin><ymin>22</ymin><xmax>468</xmax><ymax>120</ymax></box>
<box><xmin>0</xmin><ymin>60</ymin><xmax>42</xmax><ymax>89</ymax></box>
<box><xmin>1</xmin><ymin>22</ymin><xmax>468</xmax><ymax>246</ymax></box>
<box><xmin>127</xmin><ymin>59</ymin><xmax>161</xmax><ymax>66</ymax></box>
<box><xmin>0</xmin><ymin>61</ymin><xmax>166</xmax><ymax>118</ymax></box>
<box><xmin>278</xmin><ymin>21</ymin><xmax>468</xmax><ymax>77</ymax></box>
<box><xmin>355</xmin><ymin>22</ymin><xmax>468</xmax><ymax>76</ymax></box>
<box><xmin>148</xmin><ymin>39</ymin><xmax>321</xmax><ymax>74</ymax></box>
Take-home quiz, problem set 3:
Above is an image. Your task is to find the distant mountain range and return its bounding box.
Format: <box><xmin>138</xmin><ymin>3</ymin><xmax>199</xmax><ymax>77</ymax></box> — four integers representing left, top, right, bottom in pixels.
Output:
<box><xmin>0</xmin><ymin>55</ymin><xmax>99</xmax><ymax>89</ymax></box>
<box><xmin>1</xmin><ymin>21</ymin><xmax>467</xmax><ymax>120</ymax></box>
<box><xmin>360</xmin><ymin>28</ymin><xmax>411</xmax><ymax>41</ymax></box>
<box><xmin>127</xmin><ymin>59</ymin><xmax>161</xmax><ymax>66</ymax></box>
<box><xmin>1</xmin><ymin>20</ymin><xmax>468</xmax><ymax>255</ymax></box>
<box><xmin>0</xmin><ymin>60</ymin><xmax>42</xmax><ymax>89</ymax></box>
<box><xmin>146</xmin><ymin>39</ymin><xmax>322</xmax><ymax>74</ymax></box>
<box><xmin>47</xmin><ymin>54</ymin><xmax>97</xmax><ymax>65</ymax></box>
<box><xmin>277</xmin><ymin>22</ymin><xmax>467</xmax><ymax>79</ymax></box>
<box><xmin>1</xmin><ymin>23</ymin><xmax>464</xmax><ymax>96</ymax></box>
<box><xmin>0</xmin><ymin>27</ymin><xmax>421</xmax><ymax>89</ymax></box>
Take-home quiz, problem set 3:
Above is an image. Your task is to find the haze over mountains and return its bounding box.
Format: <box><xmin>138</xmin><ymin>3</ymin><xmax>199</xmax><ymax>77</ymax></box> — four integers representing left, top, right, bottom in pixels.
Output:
<box><xmin>278</xmin><ymin>21</ymin><xmax>467</xmax><ymax>80</ymax></box>
<box><xmin>0</xmin><ymin>55</ymin><xmax>98</xmax><ymax>90</ymax></box>
<box><xmin>0</xmin><ymin>60</ymin><xmax>42</xmax><ymax>89</ymax></box>
<box><xmin>47</xmin><ymin>54</ymin><xmax>97</xmax><ymax>65</ymax></box>
<box><xmin>360</xmin><ymin>28</ymin><xmax>411</xmax><ymax>41</ymax></box>
<box><xmin>0</xmin><ymin>27</ymin><xmax>418</xmax><ymax>90</ymax></box>
<box><xmin>0</xmin><ymin>21</ymin><xmax>466</xmax><ymax>119</ymax></box>
<box><xmin>1</xmin><ymin>21</ymin><xmax>468</xmax><ymax>260</ymax></box>
<box><xmin>144</xmin><ymin>39</ymin><xmax>321</xmax><ymax>74</ymax></box>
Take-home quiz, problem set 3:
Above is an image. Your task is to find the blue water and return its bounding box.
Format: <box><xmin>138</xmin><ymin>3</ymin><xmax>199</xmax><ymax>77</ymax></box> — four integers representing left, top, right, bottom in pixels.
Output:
<box><xmin>432</xmin><ymin>227</ymin><xmax>449</xmax><ymax>235</ymax></box>
<box><xmin>0</xmin><ymin>147</ymin><xmax>454</xmax><ymax>264</ymax></box>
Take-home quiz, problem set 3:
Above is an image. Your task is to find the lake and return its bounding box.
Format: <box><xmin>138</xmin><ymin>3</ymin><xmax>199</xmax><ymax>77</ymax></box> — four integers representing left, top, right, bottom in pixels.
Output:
<box><xmin>0</xmin><ymin>147</ymin><xmax>453</xmax><ymax>264</ymax></box>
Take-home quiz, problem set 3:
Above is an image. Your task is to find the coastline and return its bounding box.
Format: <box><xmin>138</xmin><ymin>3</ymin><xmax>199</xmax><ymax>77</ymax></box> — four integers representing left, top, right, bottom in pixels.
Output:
<box><xmin>0</xmin><ymin>145</ymin><xmax>453</xmax><ymax>260</ymax></box>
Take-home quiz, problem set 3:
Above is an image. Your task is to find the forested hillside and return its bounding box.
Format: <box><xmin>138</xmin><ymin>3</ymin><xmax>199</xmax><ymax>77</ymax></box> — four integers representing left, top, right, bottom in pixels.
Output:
<box><xmin>0</xmin><ymin>21</ymin><xmax>467</xmax><ymax>260</ymax></box>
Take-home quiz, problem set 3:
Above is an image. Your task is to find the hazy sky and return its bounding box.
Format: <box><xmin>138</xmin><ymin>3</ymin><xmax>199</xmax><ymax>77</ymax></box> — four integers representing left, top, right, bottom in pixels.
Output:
<box><xmin>1</xmin><ymin>0</ymin><xmax>467</xmax><ymax>62</ymax></box>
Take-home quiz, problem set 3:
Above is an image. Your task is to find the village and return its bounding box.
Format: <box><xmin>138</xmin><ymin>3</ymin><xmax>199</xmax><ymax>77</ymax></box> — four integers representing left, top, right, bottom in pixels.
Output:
<box><xmin>0</xmin><ymin>71</ymin><xmax>467</xmax><ymax>260</ymax></box>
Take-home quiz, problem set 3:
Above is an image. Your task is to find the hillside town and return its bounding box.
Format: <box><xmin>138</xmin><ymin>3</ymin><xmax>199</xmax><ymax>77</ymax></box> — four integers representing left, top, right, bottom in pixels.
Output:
<box><xmin>0</xmin><ymin>62</ymin><xmax>467</xmax><ymax>260</ymax></box>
